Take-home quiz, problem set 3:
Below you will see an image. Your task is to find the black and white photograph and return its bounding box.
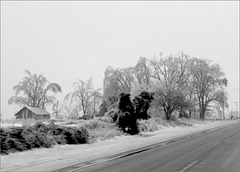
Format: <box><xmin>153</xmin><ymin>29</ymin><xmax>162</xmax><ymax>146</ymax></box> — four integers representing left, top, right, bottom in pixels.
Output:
<box><xmin>1</xmin><ymin>1</ymin><xmax>239</xmax><ymax>172</ymax></box>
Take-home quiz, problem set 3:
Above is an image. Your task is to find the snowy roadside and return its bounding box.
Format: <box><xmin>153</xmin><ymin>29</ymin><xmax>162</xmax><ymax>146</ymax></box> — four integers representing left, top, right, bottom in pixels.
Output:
<box><xmin>1</xmin><ymin>120</ymin><xmax>238</xmax><ymax>172</ymax></box>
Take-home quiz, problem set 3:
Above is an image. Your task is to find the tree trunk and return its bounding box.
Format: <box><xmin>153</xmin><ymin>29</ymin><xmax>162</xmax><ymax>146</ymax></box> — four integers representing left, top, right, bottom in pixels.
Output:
<box><xmin>93</xmin><ymin>95</ymin><xmax>96</xmax><ymax>116</ymax></box>
<box><xmin>199</xmin><ymin>107</ymin><xmax>206</xmax><ymax>119</ymax></box>
<box><xmin>166</xmin><ymin>110</ymin><xmax>172</xmax><ymax>120</ymax></box>
<box><xmin>188</xmin><ymin>109</ymin><xmax>192</xmax><ymax>118</ymax></box>
<box><xmin>193</xmin><ymin>104</ymin><xmax>196</xmax><ymax>119</ymax></box>
<box><xmin>223</xmin><ymin>105</ymin><xmax>225</xmax><ymax>120</ymax></box>
<box><xmin>81</xmin><ymin>100</ymin><xmax>86</xmax><ymax>116</ymax></box>
<box><xmin>56</xmin><ymin>104</ymin><xmax>59</xmax><ymax>119</ymax></box>
<box><xmin>198</xmin><ymin>96</ymin><xmax>206</xmax><ymax>120</ymax></box>
<box><xmin>166</xmin><ymin>114</ymin><xmax>170</xmax><ymax>120</ymax></box>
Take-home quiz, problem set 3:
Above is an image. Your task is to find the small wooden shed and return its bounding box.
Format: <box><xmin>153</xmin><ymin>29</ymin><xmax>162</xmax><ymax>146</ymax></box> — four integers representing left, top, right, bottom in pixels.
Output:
<box><xmin>15</xmin><ymin>107</ymin><xmax>50</xmax><ymax>120</ymax></box>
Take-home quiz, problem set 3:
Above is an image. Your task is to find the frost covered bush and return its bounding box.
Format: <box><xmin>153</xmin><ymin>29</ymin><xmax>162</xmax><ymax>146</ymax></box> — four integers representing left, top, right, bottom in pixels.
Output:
<box><xmin>55</xmin><ymin>126</ymin><xmax>89</xmax><ymax>144</ymax></box>
<box><xmin>80</xmin><ymin>119</ymin><xmax>122</xmax><ymax>141</ymax></box>
<box><xmin>109</xmin><ymin>91</ymin><xmax>154</xmax><ymax>135</ymax></box>
<box><xmin>81</xmin><ymin>119</ymin><xmax>106</xmax><ymax>130</ymax></box>
<box><xmin>107</xmin><ymin>109</ymin><xmax>119</xmax><ymax>122</ymax></box>
<box><xmin>98</xmin><ymin>115</ymin><xmax>114</xmax><ymax>123</ymax></box>
<box><xmin>0</xmin><ymin>122</ymin><xmax>89</xmax><ymax>155</ymax></box>
<box><xmin>138</xmin><ymin>119</ymin><xmax>159</xmax><ymax>132</ymax></box>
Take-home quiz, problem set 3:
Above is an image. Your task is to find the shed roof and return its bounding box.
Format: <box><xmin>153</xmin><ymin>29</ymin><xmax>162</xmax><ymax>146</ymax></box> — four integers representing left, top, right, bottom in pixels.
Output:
<box><xmin>15</xmin><ymin>107</ymin><xmax>50</xmax><ymax>116</ymax></box>
<box><xmin>27</xmin><ymin>107</ymin><xmax>50</xmax><ymax>115</ymax></box>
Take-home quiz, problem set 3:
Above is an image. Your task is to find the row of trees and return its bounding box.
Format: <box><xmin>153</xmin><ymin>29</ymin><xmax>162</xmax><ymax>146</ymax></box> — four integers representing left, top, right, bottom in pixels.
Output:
<box><xmin>8</xmin><ymin>52</ymin><xmax>228</xmax><ymax>120</ymax></box>
<box><xmin>8</xmin><ymin>70</ymin><xmax>102</xmax><ymax>119</ymax></box>
<box><xmin>103</xmin><ymin>52</ymin><xmax>228</xmax><ymax>120</ymax></box>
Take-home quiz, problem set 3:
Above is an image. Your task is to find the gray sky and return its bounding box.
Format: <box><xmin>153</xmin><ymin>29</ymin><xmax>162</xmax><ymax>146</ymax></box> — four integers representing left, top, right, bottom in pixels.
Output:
<box><xmin>1</xmin><ymin>1</ymin><xmax>239</xmax><ymax>119</ymax></box>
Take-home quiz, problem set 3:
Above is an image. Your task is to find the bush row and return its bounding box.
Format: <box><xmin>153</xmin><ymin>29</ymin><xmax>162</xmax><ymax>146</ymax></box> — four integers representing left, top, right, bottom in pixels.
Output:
<box><xmin>82</xmin><ymin>118</ymin><xmax>123</xmax><ymax>141</ymax></box>
<box><xmin>0</xmin><ymin>122</ymin><xmax>89</xmax><ymax>155</ymax></box>
<box><xmin>138</xmin><ymin>118</ymin><xmax>159</xmax><ymax>132</ymax></box>
<box><xmin>137</xmin><ymin>117</ymin><xmax>193</xmax><ymax>133</ymax></box>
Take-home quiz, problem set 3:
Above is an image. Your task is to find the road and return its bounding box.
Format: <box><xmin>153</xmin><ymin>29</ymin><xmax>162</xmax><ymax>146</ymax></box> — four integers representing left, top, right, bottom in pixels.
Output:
<box><xmin>59</xmin><ymin>122</ymin><xmax>239</xmax><ymax>172</ymax></box>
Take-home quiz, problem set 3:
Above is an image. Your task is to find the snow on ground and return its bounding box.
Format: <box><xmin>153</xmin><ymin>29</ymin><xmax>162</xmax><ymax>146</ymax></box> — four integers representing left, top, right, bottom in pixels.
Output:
<box><xmin>1</xmin><ymin>120</ymin><xmax>238</xmax><ymax>171</ymax></box>
<box><xmin>0</xmin><ymin>123</ymin><xmax>23</xmax><ymax>128</ymax></box>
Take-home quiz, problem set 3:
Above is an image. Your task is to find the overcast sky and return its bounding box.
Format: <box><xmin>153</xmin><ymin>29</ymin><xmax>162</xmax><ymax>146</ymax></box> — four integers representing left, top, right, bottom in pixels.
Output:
<box><xmin>1</xmin><ymin>1</ymin><xmax>239</xmax><ymax>119</ymax></box>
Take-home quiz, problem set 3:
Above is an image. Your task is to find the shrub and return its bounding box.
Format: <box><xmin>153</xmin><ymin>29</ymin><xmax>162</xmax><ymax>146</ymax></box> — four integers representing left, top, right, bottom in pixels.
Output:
<box><xmin>74</xmin><ymin>127</ymin><xmax>89</xmax><ymax>144</ymax></box>
<box><xmin>0</xmin><ymin>121</ymin><xmax>90</xmax><ymax>155</ymax></box>
<box><xmin>53</xmin><ymin>134</ymin><xmax>66</xmax><ymax>144</ymax></box>
<box><xmin>80</xmin><ymin>119</ymin><xmax>122</xmax><ymax>141</ymax></box>
<box><xmin>137</xmin><ymin>117</ymin><xmax>193</xmax><ymax>133</ymax></box>
<box><xmin>33</xmin><ymin>122</ymin><xmax>49</xmax><ymax>133</ymax></box>
<box><xmin>81</xmin><ymin>119</ymin><xmax>103</xmax><ymax>130</ymax></box>
<box><xmin>34</xmin><ymin>132</ymin><xmax>54</xmax><ymax>148</ymax></box>
<box><xmin>65</xmin><ymin>120</ymin><xmax>79</xmax><ymax>125</ymax></box>
<box><xmin>138</xmin><ymin>119</ymin><xmax>159</xmax><ymax>132</ymax></box>
<box><xmin>107</xmin><ymin>91</ymin><xmax>154</xmax><ymax>135</ymax></box>
<box><xmin>118</xmin><ymin>93</ymin><xmax>134</xmax><ymax>114</ymax></box>
<box><xmin>97</xmin><ymin>100</ymin><xmax>108</xmax><ymax>117</ymax></box>
<box><xmin>172</xmin><ymin>119</ymin><xmax>192</xmax><ymax>127</ymax></box>
<box><xmin>1</xmin><ymin>128</ymin><xmax>10</xmax><ymax>155</ymax></box>
<box><xmin>153</xmin><ymin>117</ymin><xmax>171</xmax><ymax>127</ymax></box>
<box><xmin>89</xmin><ymin>126</ymin><xmax>122</xmax><ymax>141</ymax></box>
<box><xmin>106</xmin><ymin>108</ymin><xmax>119</xmax><ymax>122</ymax></box>
<box><xmin>82</xmin><ymin>119</ymin><xmax>115</xmax><ymax>129</ymax></box>
<box><xmin>116</xmin><ymin>112</ymin><xmax>138</xmax><ymax>135</ymax></box>
<box><xmin>50</xmin><ymin>125</ymin><xmax>89</xmax><ymax>144</ymax></box>
<box><xmin>21</xmin><ymin>128</ymin><xmax>39</xmax><ymax>149</ymax></box>
<box><xmin>58</xmin><ymin>127</ymin><xmax>78</xmax><ymax>144</ymax></box>
<box><xmin>98</xmin><ymin>116</ymin><xmax>114</xmax><ymax>123</ymax></box>
<box><xmin>7</xmin><ymin>137</ymin><xmax>27</xmax><ymax>152</ymax></box>
<box><xmin>0</xmin><ymin>128</ymin><xmax>29</xmax><ymax>154</ymax></box>
<box><xmin>133</xmin><ymin>91</ymin><xmax>154</xmax><ymax>120</ymax></box>
<box><xmin>8</xmin><ymin>127</ymin><xmax>25</xmax><ymax>139</ymax></box>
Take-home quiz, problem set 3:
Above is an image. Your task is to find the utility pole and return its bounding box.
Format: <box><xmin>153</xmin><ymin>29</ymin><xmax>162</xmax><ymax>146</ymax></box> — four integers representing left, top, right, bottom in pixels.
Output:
<box><xmin>193</xmin><ymin>94</ymin><xmax>196</xmax><ymax>119</ymax></box>
<box><xmin>93</xmin><ymin>91</ymin><xmax>96</xmax><ymax>117</ymax></box>
<box><xmin>223</xmin><ymin>101</ymin><xmax>225</xmax><ymax>120</ymax></box>
<box><xmin>235</xmin><ymin>101</ymin><xmax>238</xmax><ymax>116</ymax></box>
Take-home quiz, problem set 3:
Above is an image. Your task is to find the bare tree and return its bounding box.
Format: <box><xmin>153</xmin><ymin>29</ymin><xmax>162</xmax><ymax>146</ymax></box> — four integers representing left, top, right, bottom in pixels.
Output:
<box><xmin>103</xmin><ymin>66</ymin><xmax>135</xmax><ymax>99</ymax></box>
<box><xmin>214</xmin><ymin>90</ymin><xmax>229</xmax><ymax>119</ymax></box>
<box><xmin>150</xmin><ymin>53</ymin><xmax>193</xmax><ymax>119</ymax></box>
<box><xmin>65</xmin><ymin>78</ymin><xmax>102</xmax><ymax>116</ymax></box>
<box><xmin>60</xmin><ymin>97</ymin><xmax>79</xmax><ymax>119</ymax></box>
<box><xmin>92</xmin><ymin>88</ymin><xmax>103</xmax><ymax>115</ymax></box>
<box><xmin>103</xmin><ymin>66</ymin><xmax>121</xmax><ymax>99</ymax></box>
<box><xmin>150</xmin><ymin>52</ymin><xmax>191</xmax><ymax>90</ymax></box>
<box><xmin>191</xmin><ymin>58</ymin><xmax>227</xmax><ymax>119</ymax></box>
<box><xmin>52</xmin><ymin>100</ymin><xmax>60</xmax><ymax>118</ymax></box>
<box><xmin>8</xmin><ymin>69</ymin><xmax>62</xmax><ymax>109</ymax></box>
<box><xmin>154</xmin><ymin>88</ymin><xmax>190</xmax><ymax>120</ymax></box>
<box><xmin>132</xmin><ymin>57</ymin><xmax>151</xmax><ymax>86</ymax></box>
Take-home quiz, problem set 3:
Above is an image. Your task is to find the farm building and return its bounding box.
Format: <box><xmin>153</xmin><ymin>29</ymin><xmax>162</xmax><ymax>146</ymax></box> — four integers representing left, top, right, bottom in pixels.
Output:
<box><xmin>15</xmin><ymin>107</ymin><xmax>50</xmax><ymax>120</ymax></box>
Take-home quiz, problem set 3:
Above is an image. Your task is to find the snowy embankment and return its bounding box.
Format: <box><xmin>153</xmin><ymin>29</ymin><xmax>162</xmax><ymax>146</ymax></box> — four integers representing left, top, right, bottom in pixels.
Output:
<box><xmin>1</xmin><ymin>119</ymin><xmax>238</xmax><ymax>172</ymax></box>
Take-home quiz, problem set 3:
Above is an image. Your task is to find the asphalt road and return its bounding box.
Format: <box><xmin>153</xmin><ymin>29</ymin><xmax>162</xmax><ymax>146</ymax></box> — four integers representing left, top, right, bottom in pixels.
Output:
<box><xmin>72</xmin><ymin>122</ymin><xmax>240</xmax><ymax>172</ymax></box>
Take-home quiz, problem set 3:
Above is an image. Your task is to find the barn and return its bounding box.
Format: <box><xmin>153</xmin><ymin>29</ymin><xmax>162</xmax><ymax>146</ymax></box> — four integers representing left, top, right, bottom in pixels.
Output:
<box><xmin>15</xmin><ymin>107</ymin><xmax>50</xmax><ymax>120</ymax></box>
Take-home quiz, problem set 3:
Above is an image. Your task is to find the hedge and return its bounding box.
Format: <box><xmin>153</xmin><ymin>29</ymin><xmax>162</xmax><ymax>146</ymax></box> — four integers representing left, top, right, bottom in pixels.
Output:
<box><xmin>0</xmin><ymin>122</ymin><xmax>89</xmax><ymax>155</ymax></box>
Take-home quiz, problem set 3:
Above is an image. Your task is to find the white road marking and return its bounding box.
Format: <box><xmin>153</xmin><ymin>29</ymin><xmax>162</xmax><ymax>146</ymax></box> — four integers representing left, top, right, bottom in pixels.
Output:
<box><xmin>224</xmin><ymin>137</ymin><xmax>232</xmax><ymax>142</ymax></box>
<box><xmin>179</xmin><ymin>160</ymin><xmax>198</xmax><ymax>172</ymax></box>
